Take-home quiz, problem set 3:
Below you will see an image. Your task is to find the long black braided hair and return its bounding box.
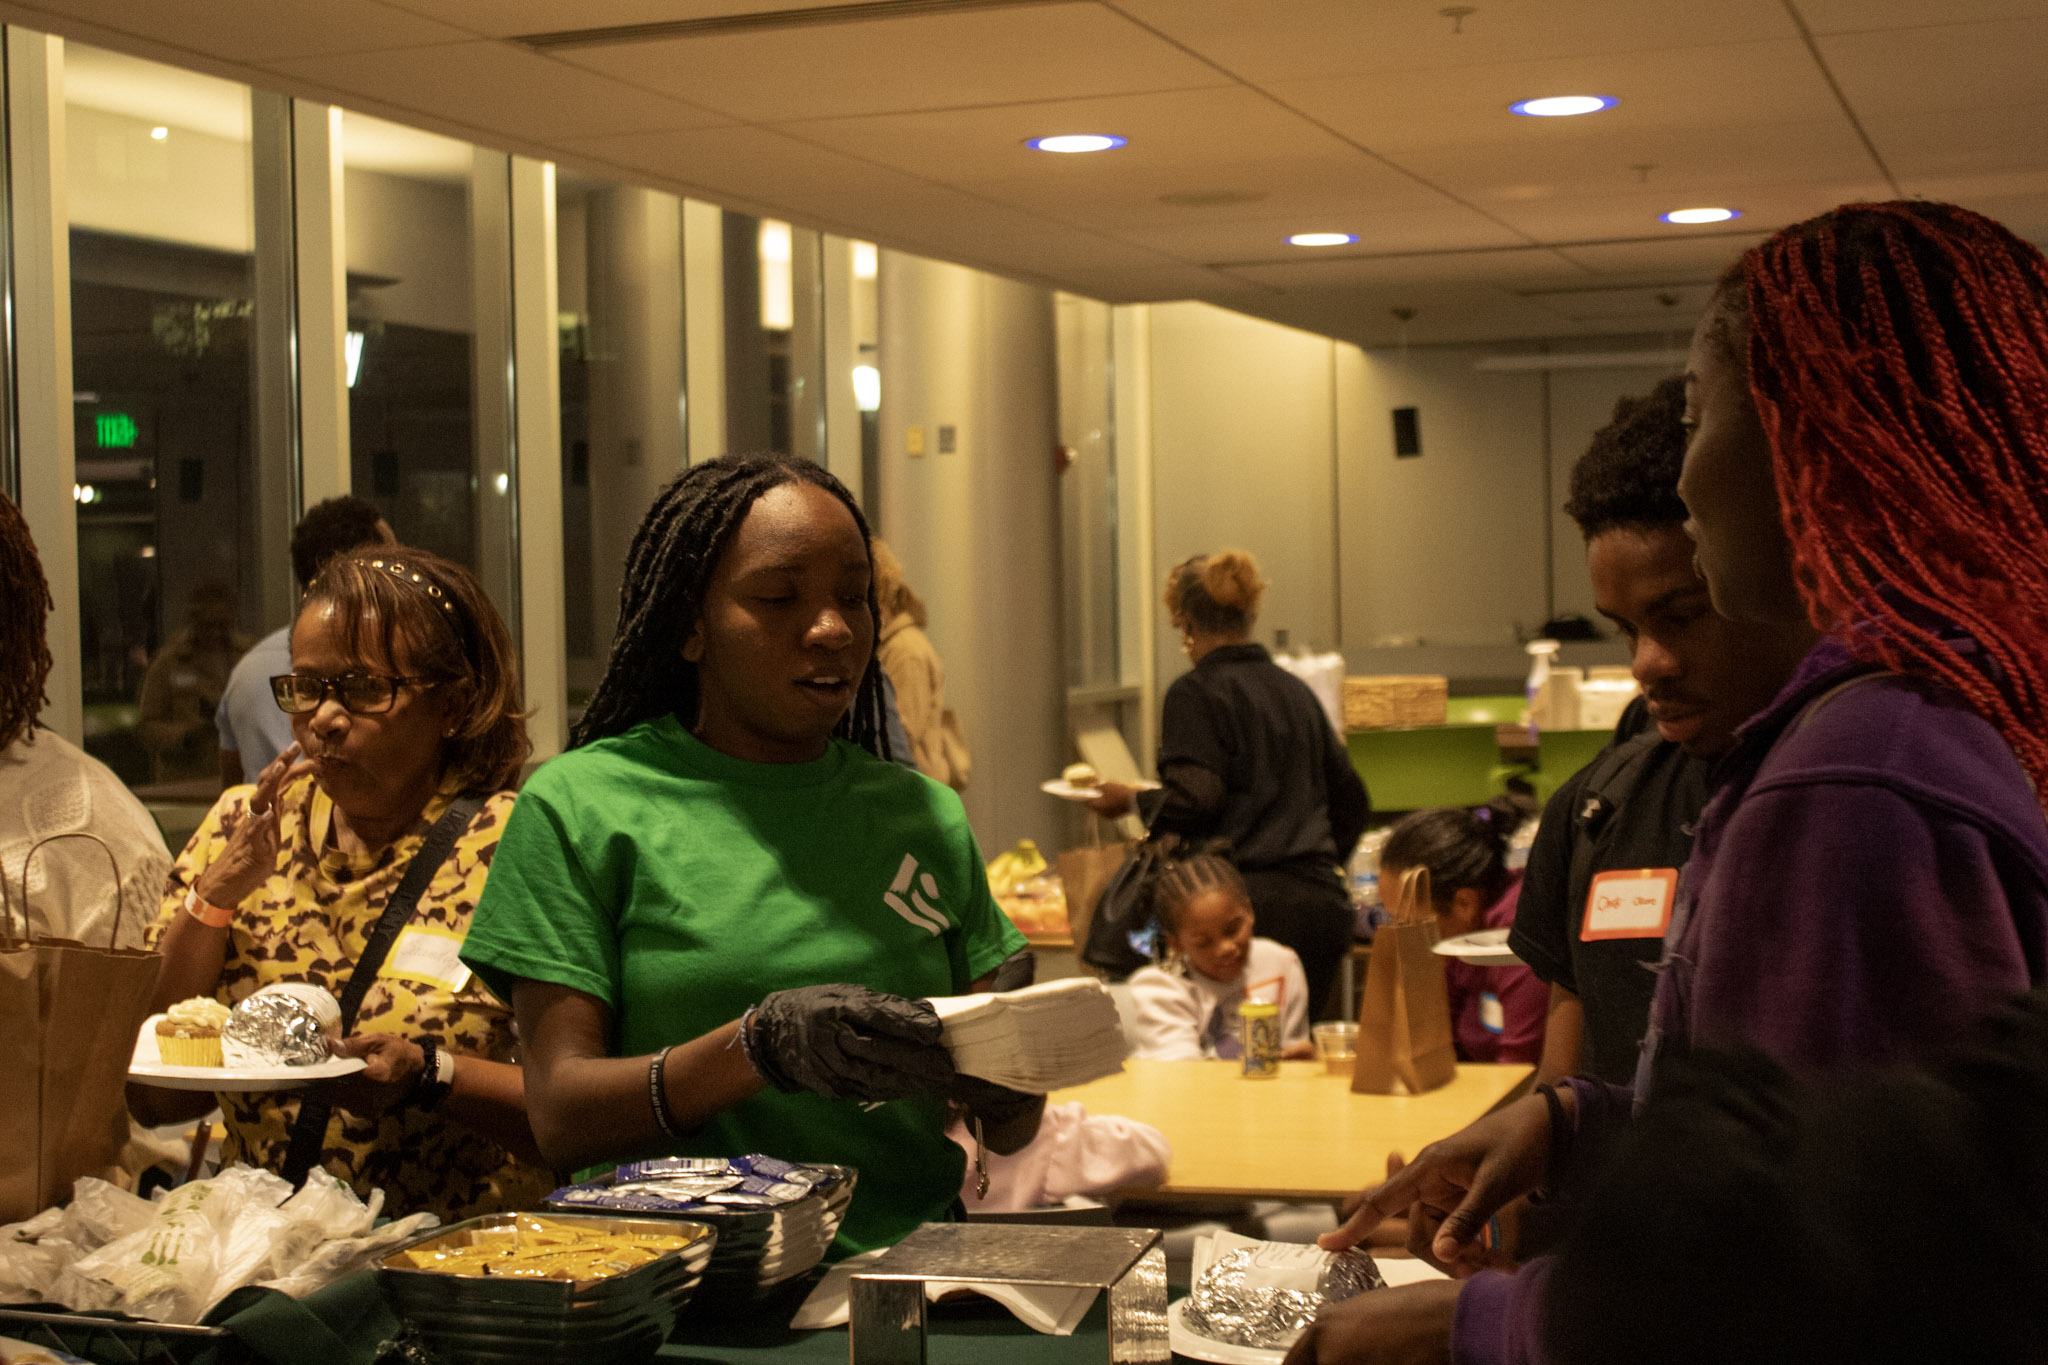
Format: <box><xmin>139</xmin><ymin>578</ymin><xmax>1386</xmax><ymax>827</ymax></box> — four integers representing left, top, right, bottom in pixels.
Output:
<box><xmin>572</xmin><ymin>453</ymin><xmax>894</xmax><ymax>759</ymax></box>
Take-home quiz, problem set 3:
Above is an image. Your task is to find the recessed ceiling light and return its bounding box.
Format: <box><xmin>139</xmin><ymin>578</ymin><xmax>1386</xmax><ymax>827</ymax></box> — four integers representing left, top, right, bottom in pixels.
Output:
<box><xmin>1661</xmin><ymin>207</ymin><xmax>1741</xmax><ymax>225</ymax></box>
<box><xmin>1028</xmin><ymin>134</ymin><xmax>1126</xmax><ymax>154</ymax></box>
<box><xmin>149</xmin><ymin>125</ymin><xmax>168</xmax><ymax>140</ymax></box>
<box><xmin>1288</xmin><ymin>232</ymin><xmax>1358</xmax><ymax>247</ymax></box>
<box><xmin>1510</xmin><ymin>95</ymin><xmax>1617</xmax><ymax>118</ymax></box>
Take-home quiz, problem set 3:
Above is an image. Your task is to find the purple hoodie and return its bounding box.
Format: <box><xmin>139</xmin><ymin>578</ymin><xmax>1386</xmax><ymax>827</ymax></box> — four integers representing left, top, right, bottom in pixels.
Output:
<box><xmin>1454</xmin><ymin>635</ymin><xmax>2048</xmax><ymax>1365</ymax></box>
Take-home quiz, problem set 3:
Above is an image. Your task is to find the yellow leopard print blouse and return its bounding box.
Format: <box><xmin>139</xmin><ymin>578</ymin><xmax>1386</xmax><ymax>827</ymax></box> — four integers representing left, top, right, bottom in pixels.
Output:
<box><xmin>154</xmin><ymin>776</ymin><xmax>554</xmax><ymax>1222</ymax></box>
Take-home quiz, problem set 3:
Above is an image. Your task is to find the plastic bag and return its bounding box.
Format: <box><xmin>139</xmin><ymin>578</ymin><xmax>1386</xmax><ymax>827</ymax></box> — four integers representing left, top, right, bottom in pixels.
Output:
<box><xmin>2</xmin><ymin>1164</ymin><xmax>439</xmax><ymax>1322</ymax></box>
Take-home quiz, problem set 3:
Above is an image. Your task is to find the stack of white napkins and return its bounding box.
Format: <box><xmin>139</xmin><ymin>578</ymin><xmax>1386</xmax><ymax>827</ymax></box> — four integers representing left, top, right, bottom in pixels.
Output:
<box><xmin>927</xmin><ymin>978</ymin><xmax>1128</xmax><ymax>1092</ymax></box>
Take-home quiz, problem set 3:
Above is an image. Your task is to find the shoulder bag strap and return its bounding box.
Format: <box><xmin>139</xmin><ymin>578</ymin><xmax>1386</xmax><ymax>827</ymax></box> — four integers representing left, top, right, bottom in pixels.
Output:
<box><xmin>280</xmin><ymin>792</ymin><xmax>485</xmax><ymax>1188</ymax></box>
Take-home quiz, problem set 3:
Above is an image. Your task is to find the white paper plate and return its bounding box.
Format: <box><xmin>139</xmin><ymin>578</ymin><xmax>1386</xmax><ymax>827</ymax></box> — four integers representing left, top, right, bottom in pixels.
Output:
<box><xmin>1040</xmin><ymin>778</ymin><xmax>1162</xmax><ymax>803</ymax></box>
<box><xmin>128</xmin><ymin>1013</ymin><xmax>364</xmax><ymax>1091</ymax></box>
<box><xmin>1431</xmin><ymin>928</ymin><xmax>1524</xmax><ymax>967</ymax></box>
<box><xmin>1167</xmin><ymin>1259</ymin><xmax>1450</xmax><ymax>1364</ymax></box>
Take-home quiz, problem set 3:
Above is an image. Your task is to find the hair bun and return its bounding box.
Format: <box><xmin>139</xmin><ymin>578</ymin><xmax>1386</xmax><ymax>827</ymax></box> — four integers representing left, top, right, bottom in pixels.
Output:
<box><xmin>1199</xmin><ymin>550</ymin><xmax>1266</xmax><ymax>613</ymax></box>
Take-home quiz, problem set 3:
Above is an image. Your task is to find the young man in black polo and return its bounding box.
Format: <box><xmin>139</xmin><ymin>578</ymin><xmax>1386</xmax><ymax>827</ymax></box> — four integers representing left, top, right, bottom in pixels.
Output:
<box><xmin>1509</xmin><ymin>376</ymin><xmax>1816</xmax><ymax>1085</ymax></box>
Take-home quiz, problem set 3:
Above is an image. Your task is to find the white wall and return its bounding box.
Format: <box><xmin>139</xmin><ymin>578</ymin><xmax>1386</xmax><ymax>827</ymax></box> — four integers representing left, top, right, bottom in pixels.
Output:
<box><xmin>879</xmin><ymin>250</ymin><xmax>1064</xmax><ymax>858</ymax></box>
<box><xmin>343</xmin><ymin>166</ymin><xmax>470</xmax><ymax>335</ymax></box>
<box><xmin>1145</xmin><ymin>301</ymin><xmax>1342</xmax><ymax>695</ymax></box>
<box><xmin>1341</xmin><ymin>343</ymin><xmax>1549</xmax><ymax>650</ymax></box>
<box><xmin>67</xmin><ymin>104</ymin><xmax>250</xmax><ymax>252</ymax></box>
<box><xmin>1118</xmin><ymin>311</ymin><xmax>1681</xmax><ymax>704</ymax></box>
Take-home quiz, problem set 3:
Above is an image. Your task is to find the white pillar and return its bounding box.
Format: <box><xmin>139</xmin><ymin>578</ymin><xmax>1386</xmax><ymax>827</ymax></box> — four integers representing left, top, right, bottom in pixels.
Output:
<box><xmin>470</xmin><ymin>147</ymin><xmax>517</xmax><ymax>631</ymax></box>
<box><xmin>1112</xmin><ymin>304</ymin><xmax>1159</xmax><ymax>771</ymax></box>
<box><xmin>820</xmin><ymin>234</ymin><xmax>861</xmax><ymax>492</ymax></box>
<box><xmin>292</xmin><ymin>101</ymin><xmax>350</xmax><ymax>509</ymax></box>
<box><xmin>585</xmin><ymin>186</ymin><xmax>686</xmax><ymax>647</ymax></box>
<box><xmin>680</xmin><ymin>198</ymin><xmax>725</xmax><ymax>463</ymax></box>
<box><xmin>8</xmin><ymin>28</ymin><xmax>80</xmax><ymax>743</ymax></box>
<box><xmin>878</xmin><ymin>251</ymin><xmax>1064</xmax><ymax>854</ymax></box>
<box><xmin>510</xmin><ymin>158</ymin><xmax>566</xmax><ymax>764</ymax></box>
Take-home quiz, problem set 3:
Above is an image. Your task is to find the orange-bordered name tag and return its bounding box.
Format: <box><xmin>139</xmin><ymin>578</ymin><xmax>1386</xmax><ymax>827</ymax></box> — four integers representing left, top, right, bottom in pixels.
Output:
<box><xmin>1580</xmin><ymin>868</ymin><xmax>1678</xmax><ymax>941</ymax></box>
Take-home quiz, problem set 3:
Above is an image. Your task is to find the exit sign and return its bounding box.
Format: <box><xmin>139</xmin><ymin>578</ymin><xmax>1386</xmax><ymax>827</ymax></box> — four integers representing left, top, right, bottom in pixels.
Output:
<box><xmin>96</xmin><ymin>413</ymin><xmax>137</xmax><ymax>449</ymax></box>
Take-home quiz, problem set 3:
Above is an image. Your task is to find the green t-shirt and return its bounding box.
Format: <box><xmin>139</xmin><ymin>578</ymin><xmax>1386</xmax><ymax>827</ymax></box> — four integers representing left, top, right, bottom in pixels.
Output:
<box><xmin>461</xmin><ymin>716</ymin><xmax>1024</xmax><ymax>1254</ymax></box>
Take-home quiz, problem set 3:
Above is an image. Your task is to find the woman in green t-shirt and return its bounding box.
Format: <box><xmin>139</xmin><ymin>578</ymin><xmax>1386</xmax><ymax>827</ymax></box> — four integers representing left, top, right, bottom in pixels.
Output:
<box><xmin>462</xmin><ymin>454</ymin><xmax>1040</xmax><ymax>1253</ymax></box>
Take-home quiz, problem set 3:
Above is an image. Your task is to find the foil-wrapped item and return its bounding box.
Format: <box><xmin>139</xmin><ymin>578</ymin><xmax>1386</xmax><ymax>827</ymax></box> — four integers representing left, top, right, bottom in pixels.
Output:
<box><xmin>222</xmin><ymin>990</ymin><xmax>335</xmax><ymax>1067</ymax></box>
<box><xmin>1181</xmin><ymin>1241</ymin><xmax>1385</xmax><ymax>1350</ymax></box>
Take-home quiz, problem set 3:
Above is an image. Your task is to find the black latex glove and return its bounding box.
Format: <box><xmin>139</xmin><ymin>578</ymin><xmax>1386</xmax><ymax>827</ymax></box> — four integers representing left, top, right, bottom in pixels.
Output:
<box><xmin>745</xmin><ymin>983</ymin><xmax>956</xmax><ymax>1101</ymax></box>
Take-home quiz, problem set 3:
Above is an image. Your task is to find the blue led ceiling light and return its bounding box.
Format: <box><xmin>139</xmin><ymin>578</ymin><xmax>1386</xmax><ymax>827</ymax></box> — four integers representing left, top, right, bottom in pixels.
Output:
<box><xmin>1660</xmin><ymin>207</ymin><xmax>1742</xmax><ymax>225</ymax></box>
<box><xmin>1028</xmin><ymin>134</ymin><xmax>1127</xmax><ymax>154</ymax></box>
<box><xmin>1510</xmin><ymin>95</ymin><xmax>1618</xmax><ymax>118</ymax></box>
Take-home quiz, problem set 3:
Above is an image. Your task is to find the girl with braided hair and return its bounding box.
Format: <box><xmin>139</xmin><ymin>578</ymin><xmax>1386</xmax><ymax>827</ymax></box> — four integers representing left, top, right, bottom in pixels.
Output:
<box><xmin>1290</xmin><ymin>204</ymin><xmax>2048</xmax><ymax>1365</ymax></box>
<box><xmin>463</xmin><ymin>454</ymin><xmax>1040</xmax><ymax>1256</ymax></box>
<box><xmin>1126</xmin><ymin>843</ymin><xmax>1313</xmax><ymax>1061</ymax></box>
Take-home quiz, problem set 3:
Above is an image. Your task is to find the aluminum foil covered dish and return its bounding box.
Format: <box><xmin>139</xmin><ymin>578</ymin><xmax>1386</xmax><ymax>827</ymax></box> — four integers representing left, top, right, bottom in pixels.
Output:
<box><xmin>220</xmin><ymin>982</ymin><xmax>340</xmax><ymax>1067</ymax></box>
<box><xmin>1180</xmin><ymin>1231</ymin><xmax>1385</xmax><ymax>1351</ymax></box>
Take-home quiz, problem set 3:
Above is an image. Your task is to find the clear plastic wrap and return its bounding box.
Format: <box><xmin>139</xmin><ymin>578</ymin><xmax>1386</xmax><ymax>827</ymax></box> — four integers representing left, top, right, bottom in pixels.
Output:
<box><xmin>0</xmin><ymin>1166</ymin><xmax>436</xmax><ymax>1323</ymax></box>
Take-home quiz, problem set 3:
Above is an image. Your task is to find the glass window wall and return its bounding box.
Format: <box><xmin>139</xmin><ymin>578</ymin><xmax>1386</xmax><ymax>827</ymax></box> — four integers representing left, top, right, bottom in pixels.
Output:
<box><xmin>64</xmin><ymin>44</ymin><xmax>266</xmax><ymax>793</ymax></box>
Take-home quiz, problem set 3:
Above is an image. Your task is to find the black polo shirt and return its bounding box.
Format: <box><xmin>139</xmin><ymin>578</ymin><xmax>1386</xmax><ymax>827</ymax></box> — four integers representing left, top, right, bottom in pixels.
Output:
<box><xmin>1508</xmin><ymin>717</ymin><xmax>1711</xmax><ymax>1085</ymax></box>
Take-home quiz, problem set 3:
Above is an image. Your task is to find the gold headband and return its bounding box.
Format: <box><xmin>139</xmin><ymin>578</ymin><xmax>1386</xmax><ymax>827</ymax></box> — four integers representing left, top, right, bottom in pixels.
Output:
<box><xmin>366</xmin><ymin>558</ymin><xmax>455</xmax><ymax>614</ymax></box>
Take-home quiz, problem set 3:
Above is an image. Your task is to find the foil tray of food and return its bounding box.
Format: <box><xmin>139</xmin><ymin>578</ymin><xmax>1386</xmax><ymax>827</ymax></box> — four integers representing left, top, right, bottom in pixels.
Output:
<box><xmin>375</xmin><ymin>1213</ymin><xmax>716</xmax><ymax>1364</ymax></box>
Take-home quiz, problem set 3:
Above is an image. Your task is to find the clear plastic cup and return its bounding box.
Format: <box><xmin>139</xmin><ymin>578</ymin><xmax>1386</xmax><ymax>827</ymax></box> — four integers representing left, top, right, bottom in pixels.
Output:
<box><xmin>1314</xmin><ymin>1021</ymin><xmax>1359</xmax><ymax>1076</ymax></box>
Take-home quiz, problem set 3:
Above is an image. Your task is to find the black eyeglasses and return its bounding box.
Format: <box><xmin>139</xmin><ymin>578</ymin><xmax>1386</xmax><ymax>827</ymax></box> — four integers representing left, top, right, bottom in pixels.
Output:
<box><xmin>269</xmin><ymin>673</ymin><xmax>434</xmax><ymax>716</ymax></box>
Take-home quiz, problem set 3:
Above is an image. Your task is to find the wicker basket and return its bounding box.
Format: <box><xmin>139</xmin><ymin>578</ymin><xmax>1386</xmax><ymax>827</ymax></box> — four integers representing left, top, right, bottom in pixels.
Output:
<box><xmin>1342</xmin><ymin>675</ymin><xmax>1449</xmax><ymax>731</ymax></box>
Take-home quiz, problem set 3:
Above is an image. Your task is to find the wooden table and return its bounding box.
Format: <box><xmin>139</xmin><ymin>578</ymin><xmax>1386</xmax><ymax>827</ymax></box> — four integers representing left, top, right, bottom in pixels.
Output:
<box><xmin>1049</xmin><ymin>1059</ymin><xmax>1531</xmax><ymax>1202</ymax></box>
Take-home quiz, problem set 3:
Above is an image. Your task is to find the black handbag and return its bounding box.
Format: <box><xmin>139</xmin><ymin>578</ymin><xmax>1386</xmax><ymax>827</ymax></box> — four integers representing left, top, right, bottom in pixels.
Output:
<box><xmin>1080</xmin><ymin>841</ymin><xmax>1167</xmax><ymax>979</ymax></box>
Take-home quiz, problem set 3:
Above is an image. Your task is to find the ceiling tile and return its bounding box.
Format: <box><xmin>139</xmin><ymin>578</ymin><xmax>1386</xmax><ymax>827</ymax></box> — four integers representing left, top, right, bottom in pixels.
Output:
<box><xmin>1489</xmin><ymin>179</ymin><xmax>1893</xmax><ymax>242</ymax></box>
<box><xmin>1118</xmin><ymin>207</ymin><xmax>1529</xmax><ymax>263</ymax></box>
<box><xmin>267</xmin><ymin>43</ymin><xmax>734</xmax><ymax>142</ymax></box>
<box><xmin>1865</xmin><ymin>104</ymin><xmax>2048</xmax><ymax>181</ymax></box>
<box><xmin>1550</xmin><ymin>233</ymin><xmax>1772</xmax><ymax>278</ymax></box>
<box><xmin>1390</xmin><ymin>120</ymin><xmax>1880</xmax><ymax>211</ymax></box>
<box><xmin>778</xmin><ymin>86</ymin><xmax>1452</xmax><ymax>233</ymax></box>
<box><xmin>383</xmin><ymin>0</ymin><xmax>877</xmax><ymax>40</ymax></box>
<box><xmin>23</xmin><ymin>0</ymin><xmax>468</xmax><ymax>61</ymax></box>
<box><xmin>1793</xmin><ymin>0</ymin><xmax>2048</xmax><ymax>35</ymax></box>
<box><xmin>1820</xmin><ymin>18</ymin><xmax>2048</xmax><ymax>117</ymax></box>
<box><xmin>551</xmin><ymin>3</ymin><xmax>1227</xmax><ymax>122</ymax></box>
<box><xmin>1111</xmin><ymin>0</ymin><xmax>1795</xmax><ymax>85</ymax></box>
<box><xmin>1273</xmin><ymin>40</ymin><xmax>1843</xmax><ymax>159</ymax></box>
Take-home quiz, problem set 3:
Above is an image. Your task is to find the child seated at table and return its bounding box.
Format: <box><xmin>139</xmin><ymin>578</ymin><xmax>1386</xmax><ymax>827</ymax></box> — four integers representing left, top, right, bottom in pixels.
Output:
<box><xmin>1381</xmin><ymin>795</ymin><xmax>1547</xmax><ymax>1065</ymax></box>
<box><xmin>1127</xmin><ymin>846</ymin><xmax>1314</xmax><ymax>1061</ymax></box>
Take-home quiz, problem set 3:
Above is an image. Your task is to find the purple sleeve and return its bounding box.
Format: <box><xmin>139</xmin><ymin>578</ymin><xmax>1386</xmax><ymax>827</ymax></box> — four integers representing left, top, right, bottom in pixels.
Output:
<box><xmin>1689</xmin><ymin>779</ymin><xmax>2040</xmax><ymax>1070</ymax></box>
<box><xmin>1452</xmin><ymin>1261</ymin><xmax>1555</xmax><ymax>1365</ymax></box>
<box><xmin>1489</xmin><ymin>962</ymin><xmax>1550</xmax><ymax>1065</ymax></box>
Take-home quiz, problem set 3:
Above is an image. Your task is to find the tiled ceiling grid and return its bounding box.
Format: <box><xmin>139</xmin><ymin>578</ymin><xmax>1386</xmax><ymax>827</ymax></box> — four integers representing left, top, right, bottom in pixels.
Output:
<box><xmin>5</xmin><ymin>0</ymin><xmax>2044</xmax><ymax>346</ymax></box>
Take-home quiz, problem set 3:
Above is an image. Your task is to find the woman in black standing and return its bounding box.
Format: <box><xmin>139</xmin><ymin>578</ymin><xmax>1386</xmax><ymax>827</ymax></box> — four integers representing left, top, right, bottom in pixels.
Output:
<box><xmin>1093</xmin><ymin>550</ymin><xmax>1368</xmax><ymax>1016</ymax></box>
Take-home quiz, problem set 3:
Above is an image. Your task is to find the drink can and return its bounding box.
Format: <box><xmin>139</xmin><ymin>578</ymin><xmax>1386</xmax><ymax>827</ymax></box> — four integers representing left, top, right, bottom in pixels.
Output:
<box><xmin>1240</xmin><ymin>1000</ymin><xmax>1281</xmax><ymax>1078</ymax></box>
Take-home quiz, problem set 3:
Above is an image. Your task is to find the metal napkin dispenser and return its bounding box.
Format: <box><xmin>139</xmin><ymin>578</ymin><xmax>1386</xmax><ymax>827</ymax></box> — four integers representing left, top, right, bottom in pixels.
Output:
<box><xmin>849</xmin><ymin>1222</ymin><xmax>1167</xmax><ymax>1363</ymax></box>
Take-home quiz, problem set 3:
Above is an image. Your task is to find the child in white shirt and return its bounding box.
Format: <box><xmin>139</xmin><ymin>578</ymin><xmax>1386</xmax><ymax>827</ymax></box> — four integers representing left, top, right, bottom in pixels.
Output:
<box><xmin>1127</xmin><ymin>848</ymin><xmax>1313</xmax><ymax>1061</ymax></box>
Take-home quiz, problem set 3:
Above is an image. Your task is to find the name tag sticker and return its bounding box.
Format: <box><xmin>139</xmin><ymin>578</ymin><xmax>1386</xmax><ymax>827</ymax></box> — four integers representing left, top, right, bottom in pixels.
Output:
<box><xmin>1479</xmin><ymin>992</ymin><xmax>1505</xmax><ymax>1035</ymax></box>
<box><xmin>1581</xmin><ymin>868</ymin><xmax>1678</xmax><ymax>941</ymax></box>
<box><xmin>379</xmin><ymin>925</ymin><xmax>472</xmax><ymax>993</ymax></box>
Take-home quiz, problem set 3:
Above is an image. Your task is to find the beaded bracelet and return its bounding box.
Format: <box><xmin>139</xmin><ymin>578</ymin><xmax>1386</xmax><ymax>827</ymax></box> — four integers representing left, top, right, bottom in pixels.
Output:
<box><xmin>648</xmin><ymin>1044</ymin><xmax>684</xmax><ymax>1142</ymax></box>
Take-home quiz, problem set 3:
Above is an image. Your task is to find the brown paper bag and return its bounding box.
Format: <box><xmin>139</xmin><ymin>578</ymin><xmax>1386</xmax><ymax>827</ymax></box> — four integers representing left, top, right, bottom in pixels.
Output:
<box><xmin>0</xmin><ymin>833</ymin><xmax>164</xmax><ymax>1222</ymax></box>
<box><xmin>1352</xmin><ymin>865</ymin><xmax>1458</xmax><ymax>1095</ymax></box>
<box><xmin>1058</xmin><ymin>840</ymin><xmax>1135</xmax><ymax>961</ymax></box>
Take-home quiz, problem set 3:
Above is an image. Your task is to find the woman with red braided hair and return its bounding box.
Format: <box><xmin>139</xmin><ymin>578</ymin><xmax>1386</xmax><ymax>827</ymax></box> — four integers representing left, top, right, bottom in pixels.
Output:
<box><xmin>1286</xmin><ymin>202</ymin><xmax>2048</xmax><ymax>1365</ymax></box>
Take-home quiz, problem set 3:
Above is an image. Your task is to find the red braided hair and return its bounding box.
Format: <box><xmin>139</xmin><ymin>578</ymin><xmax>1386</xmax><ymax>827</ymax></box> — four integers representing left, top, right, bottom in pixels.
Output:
<box><xmin>1729</xmin><ymin>201</ymin><xmax>2048</xmax><ymax>800</ymax></box>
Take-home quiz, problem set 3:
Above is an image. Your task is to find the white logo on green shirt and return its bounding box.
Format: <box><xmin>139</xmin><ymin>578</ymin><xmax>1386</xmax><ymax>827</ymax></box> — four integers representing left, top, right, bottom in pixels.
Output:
<box><xmin>884</xmin><ymin>853</ymin><xmax>945</xmax><ymax>936</ymax></box>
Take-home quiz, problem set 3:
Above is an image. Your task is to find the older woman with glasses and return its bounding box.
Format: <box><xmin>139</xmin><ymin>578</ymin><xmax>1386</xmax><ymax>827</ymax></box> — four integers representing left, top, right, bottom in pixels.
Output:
<box><xmin>128</xmin><ymin>546</ymin><xmax>548</xmax><ymax>1222</ymax></box>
